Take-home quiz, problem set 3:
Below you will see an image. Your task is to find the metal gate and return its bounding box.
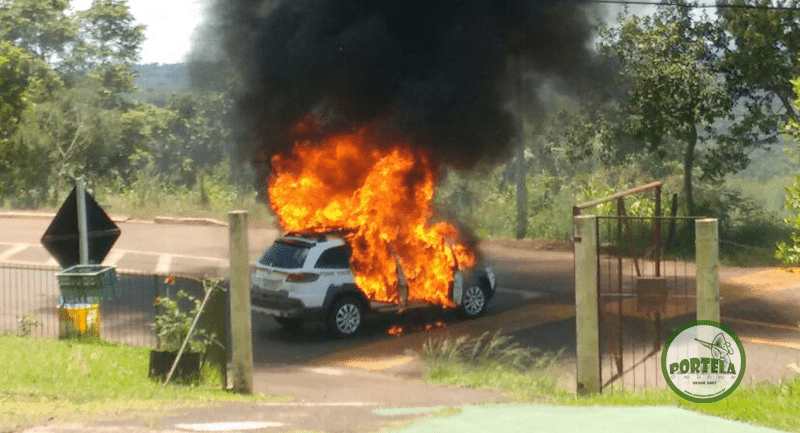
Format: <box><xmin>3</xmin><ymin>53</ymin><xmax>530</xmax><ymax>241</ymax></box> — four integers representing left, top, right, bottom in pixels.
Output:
<box><xmin>575</xmin><ymin>182</ymin><xmax>700</xmax><ymax>391</ymax></box>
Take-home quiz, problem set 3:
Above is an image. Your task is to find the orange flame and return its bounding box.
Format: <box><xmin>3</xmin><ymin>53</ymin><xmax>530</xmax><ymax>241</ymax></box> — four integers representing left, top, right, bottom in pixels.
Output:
<box><xmin>268</xmin><ymin>117</ymin><xmax>475</xmax><ymax>307</ymax></box>
<box><xmin>387</xmin><ymin>325</ymin><xmax>404</xmax><ymax>336</ymax></box>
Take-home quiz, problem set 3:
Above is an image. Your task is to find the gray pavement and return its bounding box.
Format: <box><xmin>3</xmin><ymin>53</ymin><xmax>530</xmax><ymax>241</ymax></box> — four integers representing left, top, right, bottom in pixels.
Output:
<box><xmin>386</xmin><ymin>405</ymin><xmax>786</xmax><ymax>433</ymax></box>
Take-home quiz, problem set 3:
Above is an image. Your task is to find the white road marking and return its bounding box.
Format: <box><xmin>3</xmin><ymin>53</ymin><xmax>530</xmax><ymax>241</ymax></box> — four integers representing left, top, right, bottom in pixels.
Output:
<box><xmin>259</xmin><ymin>401</ymin><xmax>377</xmax><ymax>407</ymax></box>
<box><xmin>496</xmin><ymin>286</ymin><xmax>545</xmax><ymax>300</ymax></box>
<box><xmin>0</xmin><ymin>244</ymin><xmax>28</xmax><ymax>261</ymax></box>
<box><xmin>0</xmin><ymin>259</ymin><xmax>58</xmax><ymax>269</ymax></box>
<box><xmin>305</xmin><ymin>366</ymin><xmax>347</xmax><ymax>376</ymax></box>
<box><xmin>0</xmin><ymin>243</ymin><xmax>228</xmax><ymax>273</ymax></box>
<box><xmin>174</xmin><ymin>421</ymin><xmax>283</xmax><ymax>431</ymax></box>
<box><xmin>104</xmin><ymin>249</ymin><xmax>125</xmax><ymax>266</ymax></box>
<box><xmin>155</xmin><ymin>254</ymin><xmax>173</xmax><ymax>275</ymax></box>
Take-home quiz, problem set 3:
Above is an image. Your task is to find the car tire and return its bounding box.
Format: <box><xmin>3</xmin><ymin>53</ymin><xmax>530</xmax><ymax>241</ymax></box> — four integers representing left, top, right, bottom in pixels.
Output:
<box><xmin>327</xmin><ymin>296</ymin><xmax>364</xmax><ymax>338</ymax></box>
<box><xmin>274</xmin><ymin>317</ymin><xmax>302</xmax><ymax>331</ymax></box>
<box><xmin>459</xmin><ymin>282</ymin><xmax>488</xmax><ymax>318</ymax></box>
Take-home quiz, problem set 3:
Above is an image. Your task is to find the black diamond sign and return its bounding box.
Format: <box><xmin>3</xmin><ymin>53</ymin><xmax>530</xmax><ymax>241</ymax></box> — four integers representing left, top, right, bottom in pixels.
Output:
<box><xmin>41</xmin><ymin>187</ymin><xmax>121</xmax><ymax>268</ymax></box>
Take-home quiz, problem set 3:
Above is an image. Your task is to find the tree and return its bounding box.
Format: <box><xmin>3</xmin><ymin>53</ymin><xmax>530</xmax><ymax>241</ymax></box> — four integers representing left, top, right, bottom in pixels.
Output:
<box><xmin>0</xmin><ymin>0</ymin><xmax>148</xmax><ymax>204</ymax></box>
<box><xmin>72</xmin><ymin>0</ymin><xmax>145</xmax><ymax>102</ymax></box>
<box><xmin>0</xmin><ymin>0</ymin><xmax>77</xmax><ymax>66</ymax></box>
<box><xmin>713</xmin><ymin>0</ymin><xmax>800</xmax><ymax>186</ymax></box>
<box><xmin>15</xmin><ymin>78</ymin><xmax>124</xmax><ymax>202</ymax></box>
<box><xmin>0</xmin><ymin>41</ymin><xmax>61</xmax><ymax>205</ymax></box>
<box><xmin>598</xmin><ymin>7</ymin><xmax>732</xmax><ymax>215</ymax></box>
<box><xmin>0</xmin><ymin>42</ymin><xmax>45</xmax><ymax>143</ymax></box>
<box><xmin>775</xmin><ymin>79</ymin><xmax>800</xmax><ymax>266</ymax></box>
<box><xmin>718</xmin><ymin>0</ymin><xmax>800</xmax><ymax>124</ymax></box>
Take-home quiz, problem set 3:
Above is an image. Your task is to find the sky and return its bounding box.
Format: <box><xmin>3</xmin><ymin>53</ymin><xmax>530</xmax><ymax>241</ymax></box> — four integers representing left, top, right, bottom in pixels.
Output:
<box><xmin>72</xmin><ymin>0</ymin><xmax>204</xmax><ymax>65</ymax></box>
<box><xmin>64</xmin><ymin>0</ymin><xmax>704</xmax><ymax>66</ymax></box>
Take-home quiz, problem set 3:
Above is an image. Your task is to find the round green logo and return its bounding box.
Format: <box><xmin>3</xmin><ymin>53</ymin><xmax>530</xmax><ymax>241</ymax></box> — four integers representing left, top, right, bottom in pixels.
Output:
<box><xmin>661</xmin><ymin>320</ymin><xmax>746</xmax><ymax>403</ymax></box>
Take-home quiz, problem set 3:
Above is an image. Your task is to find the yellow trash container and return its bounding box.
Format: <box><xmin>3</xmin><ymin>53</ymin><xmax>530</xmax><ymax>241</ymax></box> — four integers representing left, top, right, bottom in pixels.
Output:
<box><xmin>58</xmin><ymin>302</ymin><xmax>100</xmax><ymax>339</ymax></box>
<box><xmin>56</xmin><ymin>264</ymin><xmax>117</xmax><ymax>340</ymax></box>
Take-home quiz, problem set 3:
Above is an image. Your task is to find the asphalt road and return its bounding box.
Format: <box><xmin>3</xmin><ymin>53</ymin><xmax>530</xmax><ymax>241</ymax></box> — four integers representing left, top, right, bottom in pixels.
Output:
<box><xmin>0</xmin><ymin>217</ymin><xmax>572</xmax><ymax>295</ymax></box>
<box><xmin>0</xmin><ymin>215</ymin><xmax>570</xmax><ymax>366</ymax></box>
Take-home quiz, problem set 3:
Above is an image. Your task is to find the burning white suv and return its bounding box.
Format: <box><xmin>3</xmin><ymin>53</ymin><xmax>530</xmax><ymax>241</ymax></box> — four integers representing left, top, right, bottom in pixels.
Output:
<box><xmin>250</xmin><ymin>233</ymin><xmax>496</xmax><ymax>337</ymax></box>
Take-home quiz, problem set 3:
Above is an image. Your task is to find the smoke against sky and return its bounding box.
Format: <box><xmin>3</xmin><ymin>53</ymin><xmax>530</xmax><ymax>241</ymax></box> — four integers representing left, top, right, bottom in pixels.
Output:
<box><xmin>196</xmin><ymin>0</ymin><xmax>608</xmax><ymax>179</ymax></box>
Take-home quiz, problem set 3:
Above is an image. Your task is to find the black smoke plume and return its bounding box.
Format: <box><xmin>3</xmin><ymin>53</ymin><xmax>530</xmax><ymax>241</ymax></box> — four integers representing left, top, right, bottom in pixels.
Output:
<box><xmin>206</xmin><ymin>0</ymin><xmax>602</xmax><ymax>179</ymax></box>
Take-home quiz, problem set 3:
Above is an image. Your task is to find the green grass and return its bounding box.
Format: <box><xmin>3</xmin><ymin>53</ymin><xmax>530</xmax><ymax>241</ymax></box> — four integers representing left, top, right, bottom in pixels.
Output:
<box><xmin>2</xmin><ymin>186</ymin><xmax>278</xmax><ymax>226</ymax></box>
<box><xmin>0</xmin><ymin>334</ymin><xmax>285</xmax><ymax>431</ymax></box>
<box><xmin>421</xmin><ymin>333</ymin><xmax>800</xmax><ymax>432</ymax></box>
<box><xmin>92</xmin><ymin>181</ymin><xmax>277</xmax><ymax>225</ymax></box>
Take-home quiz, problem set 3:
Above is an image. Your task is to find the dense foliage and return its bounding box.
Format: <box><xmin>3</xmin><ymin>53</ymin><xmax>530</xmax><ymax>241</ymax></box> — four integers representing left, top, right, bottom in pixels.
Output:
<box><xmin>0</xmin><ymin>0</ymin><xmax>243</xmax><ymax>210</ymax></box>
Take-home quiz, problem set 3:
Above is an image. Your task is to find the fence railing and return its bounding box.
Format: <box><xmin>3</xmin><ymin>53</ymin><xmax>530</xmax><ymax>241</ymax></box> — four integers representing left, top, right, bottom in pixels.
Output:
<box><xmin>0</xmin><ymin>263</ymin><xmax>214</xmax><ymax>348</ymax></box>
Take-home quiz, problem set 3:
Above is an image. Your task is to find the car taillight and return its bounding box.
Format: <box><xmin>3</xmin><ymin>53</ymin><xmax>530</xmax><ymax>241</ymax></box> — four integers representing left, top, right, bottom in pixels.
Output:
<box><xmin>286</xmin><ymin>272</ymin><xmax>319</xmax><ymax>283</ymax></box>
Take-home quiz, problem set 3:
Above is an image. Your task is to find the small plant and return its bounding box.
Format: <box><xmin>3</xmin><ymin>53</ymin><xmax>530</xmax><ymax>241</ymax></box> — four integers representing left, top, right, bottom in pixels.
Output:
<box><xmin>18</xmin><ymin>315</ymin><xmax>42</xmax><ymax>337</ymax></box>
<box><xmin>421</xmin><ymin>330</ymin><xmax>561</xmax><ymax>372</ymax></box>
<box><xmin>152</xmin><ymin>277</ymin><xmax>223</xmax><ymax>354</ymax></box>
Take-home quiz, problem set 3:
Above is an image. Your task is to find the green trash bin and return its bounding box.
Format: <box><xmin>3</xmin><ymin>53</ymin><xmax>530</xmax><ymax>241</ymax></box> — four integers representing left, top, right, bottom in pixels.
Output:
<box><xmin>56</xmin><ymin>265</ymin><xmax>119</xmax><ymax>338</ymax></box>
<box><xmin>56</xmin><ymin>264</ymin><xmax>119</xmax><ymax>303</ymax></box>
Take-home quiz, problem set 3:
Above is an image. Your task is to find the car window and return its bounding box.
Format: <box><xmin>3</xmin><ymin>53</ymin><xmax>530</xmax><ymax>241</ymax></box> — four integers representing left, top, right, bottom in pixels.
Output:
<box><xmin>259</xmin><ymin>241</ymin><xmax>310</xmax><ymax>269</ymax></box>
<box><xmin>314</xmin><ymin>246</ymin><xmax>350</xmax><ymax>269</ymax></box>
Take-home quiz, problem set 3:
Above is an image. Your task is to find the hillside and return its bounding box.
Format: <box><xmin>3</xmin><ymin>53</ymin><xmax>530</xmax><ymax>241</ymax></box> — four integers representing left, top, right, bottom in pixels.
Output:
<box><xmin>131</xmin><ymin>62</ymin><xmax>189</xmax><ymax>106</ymax></box>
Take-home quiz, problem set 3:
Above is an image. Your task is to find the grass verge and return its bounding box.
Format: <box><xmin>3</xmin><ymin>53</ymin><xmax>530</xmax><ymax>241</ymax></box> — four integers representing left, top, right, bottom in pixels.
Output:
<box><xmin>0</xmin><ymin>334</ymin><xmax>285</xmax><ymax>431</ymax></box>
<box><xmin>421</xmin><ymin>332</ymin><xmax>800</xmax><ymax>432</ymax></box>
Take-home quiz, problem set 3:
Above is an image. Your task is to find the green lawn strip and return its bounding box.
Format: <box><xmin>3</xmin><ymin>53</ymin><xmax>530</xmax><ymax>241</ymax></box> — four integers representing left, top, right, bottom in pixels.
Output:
<box><xmin>423</xmin><ymin>361</ymin><xmax>800</xmax><ymax>432</ymax></box>
<box><xmin>0</xmin><ymin>335</ymin><xmax>285</xmax><ymax>430</ymax></box>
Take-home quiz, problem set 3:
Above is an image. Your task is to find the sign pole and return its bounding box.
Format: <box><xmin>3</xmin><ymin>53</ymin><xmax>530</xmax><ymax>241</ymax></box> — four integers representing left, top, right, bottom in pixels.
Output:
<box><xmin>76</xmin><ymin>178</ymin><xmax>89</xmax><ymax>265</ymax></box>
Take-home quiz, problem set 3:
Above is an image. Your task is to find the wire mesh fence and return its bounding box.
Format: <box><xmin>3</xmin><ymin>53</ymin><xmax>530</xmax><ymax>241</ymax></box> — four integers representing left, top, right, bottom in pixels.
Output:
<box><xmin>0</xmin><ymin>263</ymin><xmax>217</xmax><ymax>348</ymax></box>
<box><xmin>1</xmin><ymin>263</ymin><xmax>60</xmax><ymax>339</ymax></box>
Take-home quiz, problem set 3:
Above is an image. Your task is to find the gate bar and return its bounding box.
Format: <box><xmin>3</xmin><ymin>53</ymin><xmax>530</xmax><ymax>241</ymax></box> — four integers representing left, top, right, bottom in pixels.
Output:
<box><xmin>573</xmin><ymin>181</ymin><xmax>662</xmax><ymax>215</ymax></box>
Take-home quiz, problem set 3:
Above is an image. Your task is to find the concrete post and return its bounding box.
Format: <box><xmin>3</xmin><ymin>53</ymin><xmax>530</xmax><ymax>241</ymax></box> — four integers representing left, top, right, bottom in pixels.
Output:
<box><xmin>229</xmin><ymin>211</ymin><xmax>252</xmax><ymax>393</ymax></box>
<box><xmin>696</xmin><ymin>218</ymin><xmax>720</xmax><ymax>323</ymax></box>
<box><xmin>76</xmin><ymin>178</ymin><xmax>89</xmax><ymax>265</ymax></box>
<box><xmin>574</xmin><ymin>215</ymin><xmax>600</xmax><ymax>395</ymax></box>
<box><xmin>201</xmin><ymin>279</ymin><xmax>228</xmax><ymax>389</ymax></box>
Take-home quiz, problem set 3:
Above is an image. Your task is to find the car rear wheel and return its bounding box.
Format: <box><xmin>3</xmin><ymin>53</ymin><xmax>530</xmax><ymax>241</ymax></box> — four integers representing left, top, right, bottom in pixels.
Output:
<box><xmin>460</xmin><ymin>283</ymin><xmax>487</xmax><ymax>318</ymax></box>
<box><xmin>327</xmin><ymin>296</ymin><xmax>363</xmax><ymax>338</ymax></box>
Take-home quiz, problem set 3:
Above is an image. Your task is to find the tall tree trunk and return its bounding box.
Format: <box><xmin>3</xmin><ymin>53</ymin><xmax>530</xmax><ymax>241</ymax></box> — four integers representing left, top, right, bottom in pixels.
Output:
<box><xmin>684</xmin><ymin>123</ymin><xmax>697</xmax><ymax>216</ymax></box>
<box><xmin>513</xmin><ymin>57</ymin><xmax>527</xmax><ymax>239</ymax></box>
<box><xmin>516</xmin><ymin>117</ymin><xmax>527</xmax><ymax>239</ymax></box>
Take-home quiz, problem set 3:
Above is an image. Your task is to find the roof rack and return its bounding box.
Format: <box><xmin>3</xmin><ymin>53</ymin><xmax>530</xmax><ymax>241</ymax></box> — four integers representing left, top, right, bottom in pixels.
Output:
<box><xmin>283</xmin><ymin>229</ymin><xmax>356</xmax><ymax>243</ymax></box>
<box><xmin>284</xmin><ymin>232</ymin><xmax>328</xmax><ymax>242</ymax></box>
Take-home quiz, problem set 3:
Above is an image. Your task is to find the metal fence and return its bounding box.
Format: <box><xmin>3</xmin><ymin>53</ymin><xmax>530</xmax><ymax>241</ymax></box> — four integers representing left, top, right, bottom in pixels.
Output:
<box><xmin>596</xmin><ymin>215</ymin><xmax>699</xmax><ymax>391</ymax></box>
<box><xmin>0</xmin><ymin>263</ymin><xmax>211</xmax><ymax>347</ymax></box>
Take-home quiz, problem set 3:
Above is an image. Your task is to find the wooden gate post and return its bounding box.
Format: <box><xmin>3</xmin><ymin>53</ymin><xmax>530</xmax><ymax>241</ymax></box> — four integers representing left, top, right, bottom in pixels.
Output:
<box><xmin>574</xmin><ymin>215</ymin><xmax>600</xmax><ymax>395</ymax></box>
<box><xmin>229</xmin><ymin>210</ymin><xmax>253</xmax><ymax>393</ymax></box>
<box><xmin>696</xmin><ymin>218</ymin><xmax>720</xmax><ymax>323</ymax></box>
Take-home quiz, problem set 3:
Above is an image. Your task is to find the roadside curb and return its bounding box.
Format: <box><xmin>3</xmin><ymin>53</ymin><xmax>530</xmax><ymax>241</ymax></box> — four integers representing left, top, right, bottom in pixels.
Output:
<box><xmin>0</xmin><ymin>211</ymin><xmax>56</xmax><ymax>220</ymax></box>
<box><xmin>152</xmin><ymin>216</ymin><xmax>228</xmax><ymax>227</ymax></box>
<box><xmin>0</xmin><ymin>211</ymin><xmax>229</xmax><ymax>227</ymax></box>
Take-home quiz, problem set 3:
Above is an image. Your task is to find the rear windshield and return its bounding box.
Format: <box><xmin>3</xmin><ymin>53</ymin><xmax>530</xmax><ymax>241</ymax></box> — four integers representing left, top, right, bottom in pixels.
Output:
<box><xmin>258</xmin><ymin>240</ymin><xmax>311</xmax><ymax>269</ymax></box>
